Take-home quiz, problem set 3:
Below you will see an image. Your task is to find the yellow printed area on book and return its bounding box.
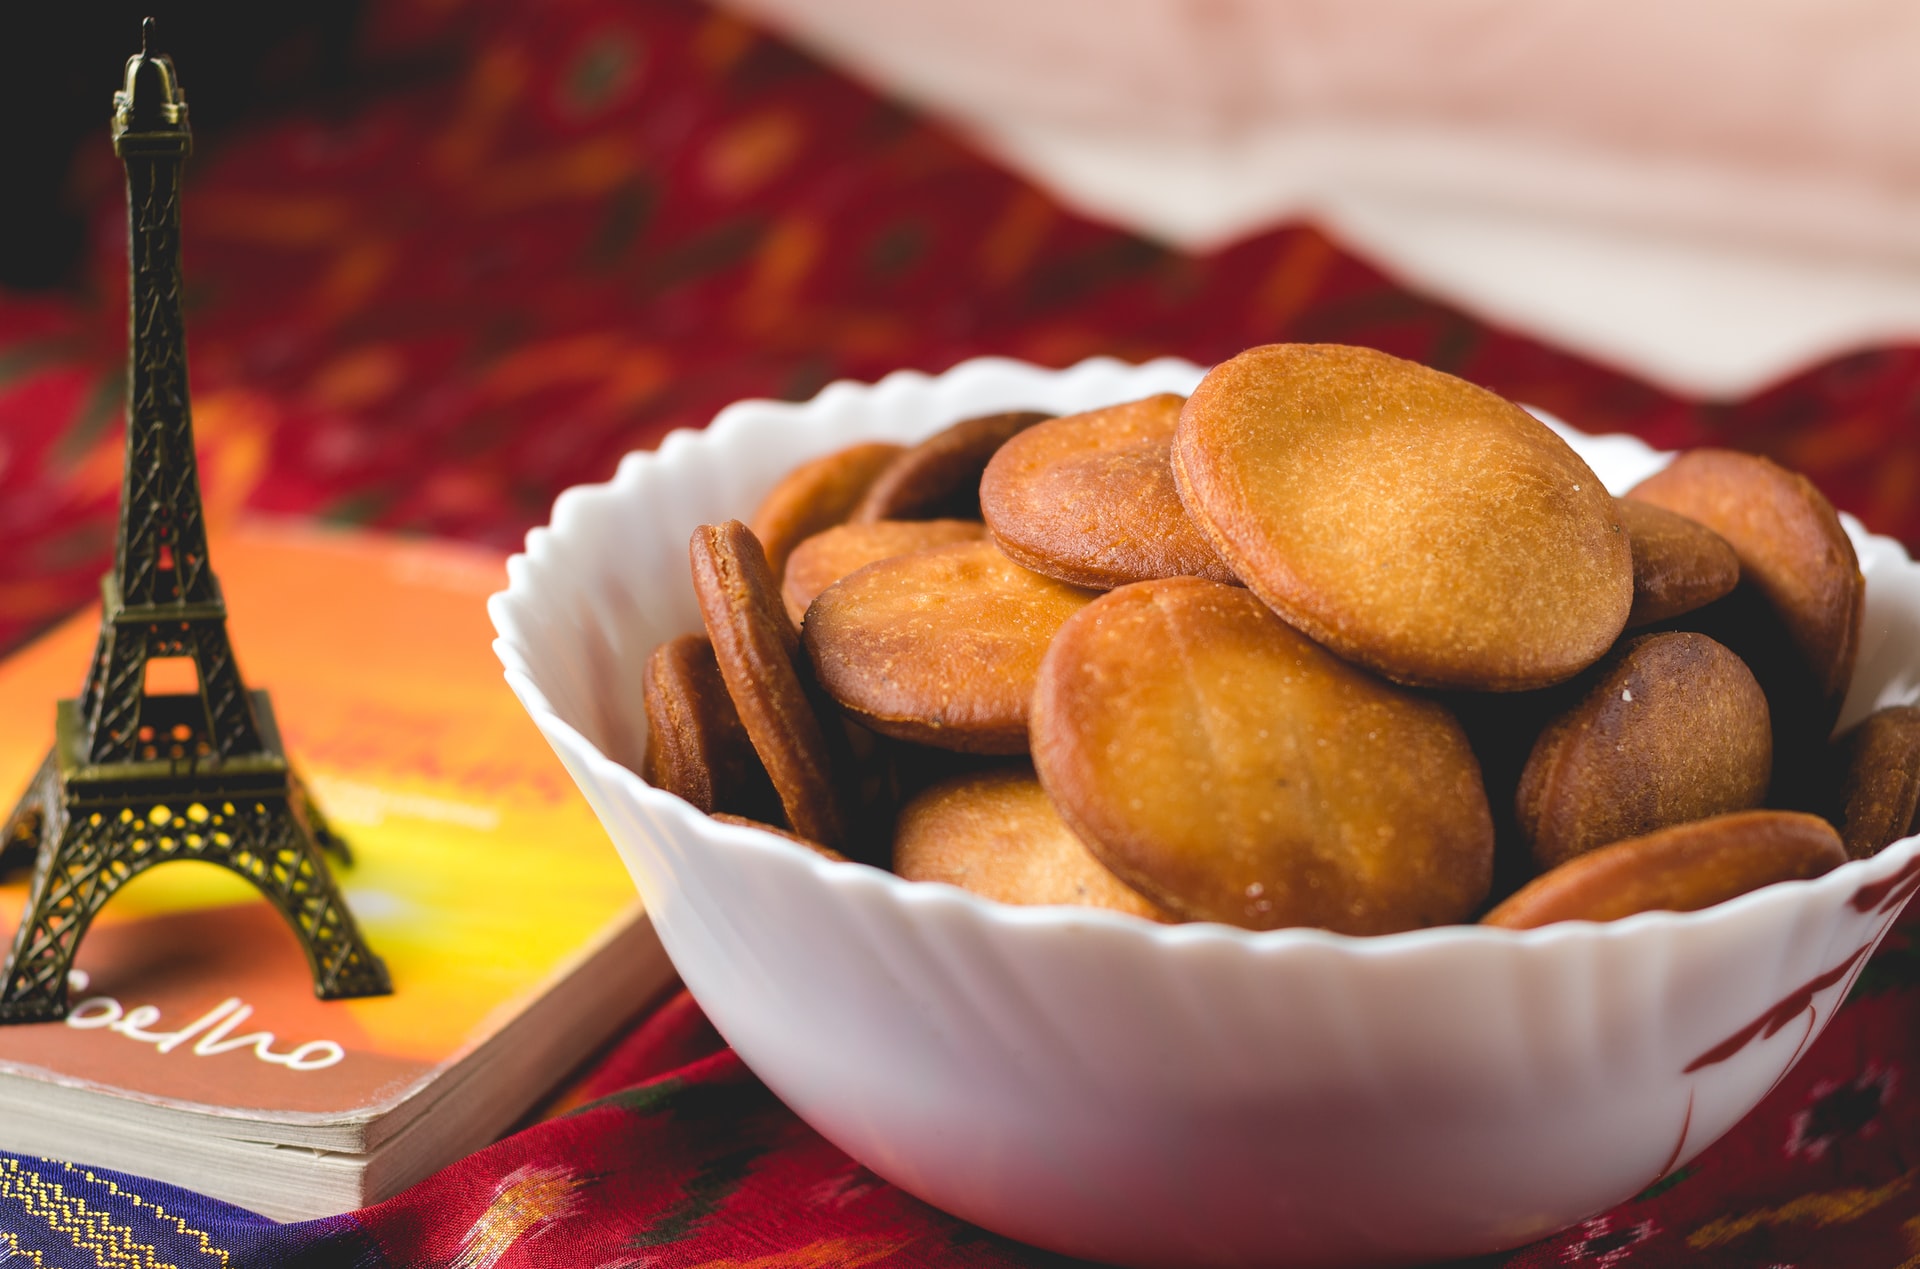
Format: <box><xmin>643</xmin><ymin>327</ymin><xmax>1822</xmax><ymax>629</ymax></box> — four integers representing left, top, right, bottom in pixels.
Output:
<box><xmin>0</xmin><ymin>524</ymin><xmax>643</xmax><ymax>1115</ymax></box>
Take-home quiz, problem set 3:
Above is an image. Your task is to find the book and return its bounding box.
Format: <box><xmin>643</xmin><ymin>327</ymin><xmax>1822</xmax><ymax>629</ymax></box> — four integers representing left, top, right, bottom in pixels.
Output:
<box><xmin>0</xmin><ymin>523</ymin><xmax>672</xmax><ymax>1221</ymax></box>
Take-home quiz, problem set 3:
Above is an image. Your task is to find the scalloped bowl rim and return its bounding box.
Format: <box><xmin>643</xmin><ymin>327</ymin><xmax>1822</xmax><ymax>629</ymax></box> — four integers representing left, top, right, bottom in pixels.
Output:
<box><xmin>490</xmin><ymin>354</ymin><xmax>1920</xmax><ymax>963</ymax></box>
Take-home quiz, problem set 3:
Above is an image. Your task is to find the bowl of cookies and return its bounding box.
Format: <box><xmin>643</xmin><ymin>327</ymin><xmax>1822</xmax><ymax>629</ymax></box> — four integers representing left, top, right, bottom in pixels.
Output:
<box><xmin>490</xmin><ymin>348</ymin><xmax>1920</xmax><ymax>1269</ymax></box>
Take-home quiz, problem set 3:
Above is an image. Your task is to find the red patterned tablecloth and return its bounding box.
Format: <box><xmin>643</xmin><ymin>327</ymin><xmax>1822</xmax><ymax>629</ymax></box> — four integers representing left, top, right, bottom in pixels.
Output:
<box><xmin>2</xmin><ymin>1</ymin><xmax>1919</xmax><ymax>1264</ymax></box>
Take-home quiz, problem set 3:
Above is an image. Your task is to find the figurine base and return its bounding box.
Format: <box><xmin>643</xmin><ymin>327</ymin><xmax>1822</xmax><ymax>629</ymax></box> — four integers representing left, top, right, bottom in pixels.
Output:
<box><xmin>0</xmin><ymin>693</ymin><xmax>391</xmax><ymax>1024</ymax></box>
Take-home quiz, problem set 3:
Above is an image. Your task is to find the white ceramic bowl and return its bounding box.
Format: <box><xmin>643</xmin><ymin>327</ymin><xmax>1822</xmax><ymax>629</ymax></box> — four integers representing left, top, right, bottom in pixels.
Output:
<box><xmin>489</xmin><ymin>356</ymin><xmax>1920</xmax><ymax>1269</ymax></box>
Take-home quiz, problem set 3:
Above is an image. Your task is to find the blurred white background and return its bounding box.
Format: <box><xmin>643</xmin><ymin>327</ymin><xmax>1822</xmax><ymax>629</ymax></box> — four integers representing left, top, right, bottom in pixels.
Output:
<box><xmin>724</xmin><ymin>0</ymin><xmax>1920</xmax><ymax>396</ymax></box>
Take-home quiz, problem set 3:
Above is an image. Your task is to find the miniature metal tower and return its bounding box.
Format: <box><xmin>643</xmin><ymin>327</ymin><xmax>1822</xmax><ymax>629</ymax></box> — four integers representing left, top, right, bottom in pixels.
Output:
<box><xmin>0</xmin><ymin>21</ymin><xmax>391</xmax><ymax>1023</ymax></box>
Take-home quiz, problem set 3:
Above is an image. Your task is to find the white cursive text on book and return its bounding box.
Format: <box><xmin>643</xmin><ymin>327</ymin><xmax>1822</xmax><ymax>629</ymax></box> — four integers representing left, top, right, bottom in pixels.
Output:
<box><xmin>64</xmin><ymin>991</ymin><xmax>346</xmax><ymax>1072</ymax></box>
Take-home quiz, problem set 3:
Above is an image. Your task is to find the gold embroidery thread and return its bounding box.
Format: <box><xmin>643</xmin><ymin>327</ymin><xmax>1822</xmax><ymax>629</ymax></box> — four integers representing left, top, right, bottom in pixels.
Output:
<box><xmin>62</xmin><ymin>1163</ymin><xmax>229</xmax><ymax>1267</ymax></box>
<box><xmin>0</xmin><ymin>1229</ymin><xmax>49</xmax><ymax>1266</ymax></box>
<box><xmin>452</xmin><ymin>1164</ymin><xmax>583</xmax><ymax>1269</ymax></box>
<box><xmin>1689</xmin><ymin>1169</ymin><xmax>1915</xmax><ymax>1248</ymax></box>
<box><xmin>0</xmin><ymin>1157</ymin><xmax>182</xmax><ymax>1269</ymax></box>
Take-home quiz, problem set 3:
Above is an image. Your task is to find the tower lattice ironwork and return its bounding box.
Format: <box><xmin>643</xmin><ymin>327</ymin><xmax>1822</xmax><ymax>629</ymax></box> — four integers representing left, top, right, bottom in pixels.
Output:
<box><xmin>0</xmin><ymin>21</ymin><xmax>391</xmax><ymax>1023</ymax></box>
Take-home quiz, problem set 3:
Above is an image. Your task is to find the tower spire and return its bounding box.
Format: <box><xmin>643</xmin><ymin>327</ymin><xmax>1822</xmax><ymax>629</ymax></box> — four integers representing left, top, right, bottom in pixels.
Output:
<box><xmin>110</xmin><ymin>14</ymin><xmax>210</xmax><ymax>613</ymax></box>
<box><xmin>79</xmin><ymin>17</ymin><xmax>264</xmax><ymax>765</ymax></box>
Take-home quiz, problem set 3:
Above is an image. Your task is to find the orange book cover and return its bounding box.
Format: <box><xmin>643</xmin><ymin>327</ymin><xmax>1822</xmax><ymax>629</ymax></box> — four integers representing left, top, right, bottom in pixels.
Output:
<box><xmin>0</xmin><ymin>523</ymin><xmax>661</xmax><ymax>1142</ymax></box>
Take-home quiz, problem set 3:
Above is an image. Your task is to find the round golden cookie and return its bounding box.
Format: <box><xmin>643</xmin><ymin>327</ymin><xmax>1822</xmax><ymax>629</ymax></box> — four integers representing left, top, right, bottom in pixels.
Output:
<box><xmin>1030</xmin><ymin>576</ymin><xmax>1494</xmax><ymax>934</ymax></box>
<box><xmin>1482</xmin><ymin>810</ymin><xmax>1845</xmax><ymax>929</ymax></box>
<box><xmin>1173</xmin><ymin>344</ymin><xmax>1632</xmax><ymax>691</ymax></box>
<box><xmin>1627</xmin><ymin>449</ymin><xmax>1863</xmax><ymax>705</ymax></box>
<box><xmin>710</xmin><ymin>813</ymin><xmax>850</xmax><ymax>863</ymax></box>
<box><xmin>852</xmin><ymin>411</ymin><xmax>1050</xmax><ymax>522</ymax></box>
<box><xmin>979</xmin><ymin>393</ymin><xmax>1236</xmax><ymax>589</ymax></box>
<box><xmin>690</xmin><ymin>520</ymin><xmax>853</xmax><ymax>850</ymax></box>
<box><xmin>802</xmin><ymin>539</ymin><xmax>1096</xmax><ymax>754</ymax></box>
<box><xmin>1832</xmin><ymin>705</ymin><xmax>1920</xmax><ymax>860</ymax></box>
<box><xmin>1517</xmin><ymin>632</ymin><xmax>1772</xmax><ymax>871</ymax></box>
<box><xmin>893</xmin><ymin>768</ymin><xmax>1170</xmax><ymax>919</ymax></box>
<box><xmin>749</xmin><ymin>441</ymin><xmax>904</xmax><ymax>579</ymax></box>
<box><xmin>780</xmin><ymin>519</ymin><xmax>987</xmax><ymax>627</ymax></box>
<box><xmin>1629</xmin><ymin>450</ymin><xmax>1865</xmax><ymax>816</ymax></box>
<box><xmin>1616</xmin><ymin>497</ymin><xmax>1740</xmax><ymax>629</ymax></box>
<box><xmin>642</xmin><ymin>633</ymin><xmax>781</xmax><ymax>821</ymax></box>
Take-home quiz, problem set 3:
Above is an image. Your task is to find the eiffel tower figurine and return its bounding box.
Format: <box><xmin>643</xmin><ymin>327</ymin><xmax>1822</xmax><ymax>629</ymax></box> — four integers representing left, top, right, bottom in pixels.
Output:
<box><xmin>0</xmin><ymin>20</ymin><xmax>391</xmax><ymax>1023</ymax></box>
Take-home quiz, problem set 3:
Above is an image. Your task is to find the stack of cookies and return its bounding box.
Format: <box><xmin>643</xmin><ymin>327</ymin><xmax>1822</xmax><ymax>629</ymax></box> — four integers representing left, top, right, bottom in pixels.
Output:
<box><xmin>644</xmin><ymin>343</ymin><xmax>1918</xmax><ymax>934</ymax></box>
